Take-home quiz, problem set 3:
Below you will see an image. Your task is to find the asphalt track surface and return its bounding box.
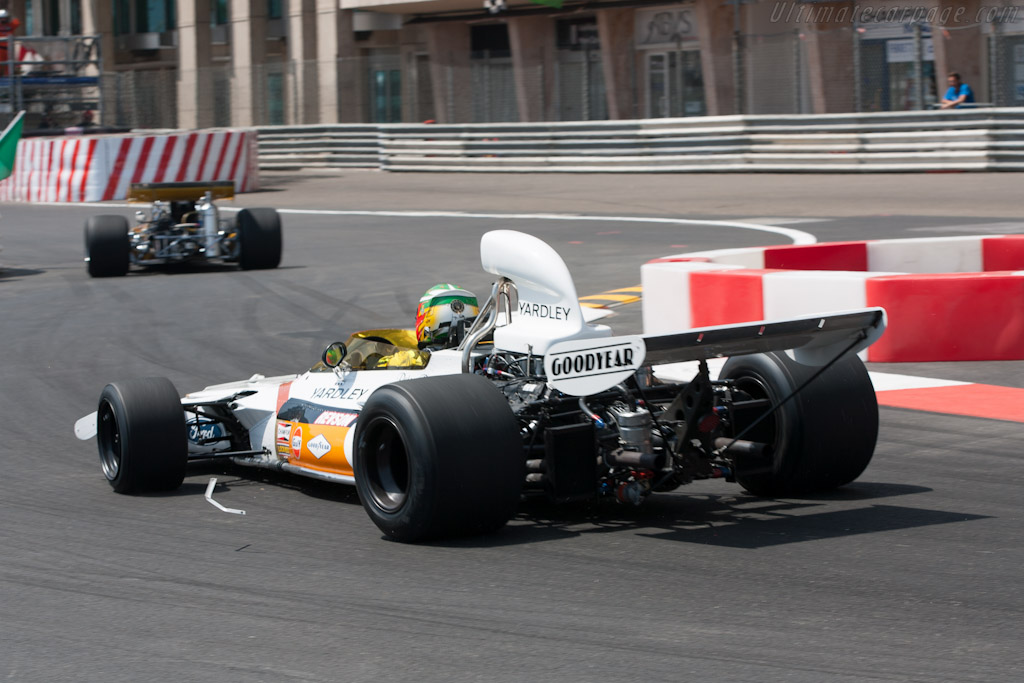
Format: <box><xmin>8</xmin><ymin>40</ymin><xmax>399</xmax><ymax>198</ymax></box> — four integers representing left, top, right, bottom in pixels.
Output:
<box><xmin>3</xmin><ymin>172</ymin><xmax>1024</xmax><ymax>682</ymax></box>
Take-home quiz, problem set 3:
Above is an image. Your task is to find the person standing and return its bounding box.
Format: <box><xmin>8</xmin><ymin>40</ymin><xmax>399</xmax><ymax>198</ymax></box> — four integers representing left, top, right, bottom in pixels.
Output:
<box><xmin>940</xmin><ymin>72</ymin><xmax>975</xmax><ymax>109</ymax></box>
<box><xmin>0</xmin><ymin>9</ymin><xmax>21</xmax><ymax>76</ymax></box>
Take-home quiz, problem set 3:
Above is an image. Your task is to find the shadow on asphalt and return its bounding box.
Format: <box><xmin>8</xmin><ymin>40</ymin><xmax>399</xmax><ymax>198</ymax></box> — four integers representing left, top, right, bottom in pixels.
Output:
<box><xmin>157</xmin><ymin>466</ymin><xmax>987</xmax><ymax>550</ymax></box>
<box><xmin>0</xmin><ymin>266</ymin><xmax>45</xmax><ymax>280</ymax></box>
<box><xmin>434</xmin><ymin>482</ymin><xmax>989</xmax><ymax>549</ymax></box>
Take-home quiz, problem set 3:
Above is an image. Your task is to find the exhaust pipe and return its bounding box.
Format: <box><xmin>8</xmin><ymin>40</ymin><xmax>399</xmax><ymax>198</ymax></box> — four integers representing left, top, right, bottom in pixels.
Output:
<box><xmin>714</xmin><ymin>437</ymin><xmax>773</xmax><ymax>460</ymax></box>
<box><xmin>605</xmin><ymin>450</ymin><xmax>667</xmax><ymax>471</ymax></box>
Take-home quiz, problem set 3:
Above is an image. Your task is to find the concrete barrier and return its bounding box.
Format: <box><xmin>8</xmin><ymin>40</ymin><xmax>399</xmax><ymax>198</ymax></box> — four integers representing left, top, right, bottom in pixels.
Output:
<box><xmin>642</xmin><ymin>235</ymin><xmax>1024</xmax><ymax>362</ymax></box>
<box><xmin>0</xmin><ymin>129</ymin><xmax>260</xmax><ymax>202</ymax></box>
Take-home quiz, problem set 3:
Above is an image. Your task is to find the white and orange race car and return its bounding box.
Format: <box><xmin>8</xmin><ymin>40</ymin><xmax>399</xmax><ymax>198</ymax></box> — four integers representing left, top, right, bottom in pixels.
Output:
<box><xmin>74</xmin><ymin>230</ymin><xmax>886</xmax><ymax>542</ymax></box>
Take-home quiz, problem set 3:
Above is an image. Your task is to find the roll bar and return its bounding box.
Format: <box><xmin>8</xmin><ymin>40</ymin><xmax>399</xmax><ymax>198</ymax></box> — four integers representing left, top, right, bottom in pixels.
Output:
<box><xmin>459</xmin><ymin>277</ymin><xmax>515</xmax><ymax>373</ymax></box>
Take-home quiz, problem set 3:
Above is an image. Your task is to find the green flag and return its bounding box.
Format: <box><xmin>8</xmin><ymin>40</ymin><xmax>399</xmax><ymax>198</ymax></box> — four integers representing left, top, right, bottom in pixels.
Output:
<box><xmin>0</xmin><ymin>110</ymin><xmax>24</xmax><ymax>181</ymax></box>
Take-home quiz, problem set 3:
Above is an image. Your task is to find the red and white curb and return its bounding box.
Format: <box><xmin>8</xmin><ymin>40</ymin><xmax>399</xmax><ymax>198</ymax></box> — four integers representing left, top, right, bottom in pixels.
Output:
<box><xmin>642</xmin><ymin>235</ymin><xmax>1024</xmax><ymax>362</ymax></box>
<box><xmin>0</xmin><ymin>129</ymin><xmax>260</xmax><ymax>202</ymax></box>
<box><xmin>655</xmin><ymin>359</ymin><xmax>1024</xmax><ymax>423</ymax></box>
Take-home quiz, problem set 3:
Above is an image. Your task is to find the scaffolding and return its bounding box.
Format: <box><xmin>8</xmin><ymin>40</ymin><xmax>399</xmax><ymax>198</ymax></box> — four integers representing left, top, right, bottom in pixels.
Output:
<box><xmin>0</xmin><ymin>34</ymin><xmax>102</xmax><ymax>129</ymax></box>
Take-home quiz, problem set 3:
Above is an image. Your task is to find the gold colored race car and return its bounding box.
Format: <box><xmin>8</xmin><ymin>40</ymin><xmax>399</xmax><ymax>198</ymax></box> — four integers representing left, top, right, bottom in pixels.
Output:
<box><xmin>83</xmin><ymin>181</ymin><xmax>281</xmax><ymax>277</ymax></box>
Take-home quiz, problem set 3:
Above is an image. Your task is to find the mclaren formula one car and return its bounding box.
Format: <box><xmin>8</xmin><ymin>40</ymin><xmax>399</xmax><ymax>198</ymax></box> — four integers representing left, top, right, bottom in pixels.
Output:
<box><xmin>75</xmin><ymin>230</ymin><xmax>886</xmax><ymax>542</ymax></box>
<box><xmin>84</xmin><ymin>181</ymin><xmax>282</xmax><ymax>277</ymax></box>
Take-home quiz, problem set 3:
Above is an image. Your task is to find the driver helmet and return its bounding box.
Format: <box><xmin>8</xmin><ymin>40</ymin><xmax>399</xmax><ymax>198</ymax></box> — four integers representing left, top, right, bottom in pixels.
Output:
<box><xmin>416</xmin><ymin>283</ymin><xmax>478</xmax><ymax>345</ymax></box>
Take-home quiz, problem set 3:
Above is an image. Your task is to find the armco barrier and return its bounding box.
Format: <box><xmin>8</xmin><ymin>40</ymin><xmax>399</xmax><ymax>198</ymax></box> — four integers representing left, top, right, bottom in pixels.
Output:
<box><xmin>256</xmin><ymin>108</ymin><xmax>1024</xmax><ymax>173</ymax></box>
<box><xmin>0</xmin><ymin>129</ymin><xmax>260</xmax><ymax>202</ymax></box>
<box><xmin>642</xmin><ymin>235</ymin><xmax>1024</xmax><ymax>362</ymax></box>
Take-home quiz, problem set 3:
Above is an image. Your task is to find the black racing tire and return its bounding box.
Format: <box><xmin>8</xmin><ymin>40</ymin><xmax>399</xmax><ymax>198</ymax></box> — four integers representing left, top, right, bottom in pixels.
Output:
<box><xmin>237</xmin><ymin>208</ymin><xmax>282</xmax><ymax>270</ymax></box>
<box><xmin>354</xmin><ymin>374</ymin><xmax>525</xmax><ymax>543</ymax></box>
<box><xmin>97</xmin><ymin>377</ymin><xmax>188</xmax><ymax>494</ymax></box>
<box><xmin>720</xmin><ymin>351</ymin><xmax>878</xmax><ymax>497</ymax></box>
<box><xmin>84</xmin><ymin>215</ymin><xmax>130</xmax><ymax>277</ymax></box>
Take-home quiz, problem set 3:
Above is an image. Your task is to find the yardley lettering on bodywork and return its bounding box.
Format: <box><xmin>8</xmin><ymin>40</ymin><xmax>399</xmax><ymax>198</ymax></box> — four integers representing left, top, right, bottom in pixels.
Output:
<box><xmin>519</xmin><ymin>301</ymin><xmax>572</xmax><ymax>321</ymax></box>
<box><xmin>550</xmin><ymin>346</ymin><xmax>635</xmax><ymax>377</ymax></box>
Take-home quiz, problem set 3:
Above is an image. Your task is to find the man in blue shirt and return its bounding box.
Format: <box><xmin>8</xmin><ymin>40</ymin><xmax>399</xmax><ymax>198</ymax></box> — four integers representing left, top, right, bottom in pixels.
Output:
<box><xmin>940</xmin><ymin>72</ymin><xmax>975</xmax><ymax>109</ymax></box>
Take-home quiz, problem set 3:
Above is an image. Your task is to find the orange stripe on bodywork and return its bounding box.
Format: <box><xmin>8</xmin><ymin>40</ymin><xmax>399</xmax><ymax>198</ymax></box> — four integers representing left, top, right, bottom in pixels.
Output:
<box><xmin>276</xmin><ymin>381</ymin><xmax>293</xmax><ymax>414</ymax></box>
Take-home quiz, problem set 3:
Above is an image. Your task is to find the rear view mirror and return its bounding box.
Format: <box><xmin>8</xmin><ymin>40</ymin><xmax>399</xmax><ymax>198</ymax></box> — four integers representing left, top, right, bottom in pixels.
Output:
<box><xmin>322</xmin><ymin>342</ymin><xmax>347</xmax><ymax>368</ymax></box>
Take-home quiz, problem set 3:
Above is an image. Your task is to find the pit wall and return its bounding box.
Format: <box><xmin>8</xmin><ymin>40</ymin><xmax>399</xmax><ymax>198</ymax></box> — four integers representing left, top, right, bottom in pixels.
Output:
<box><xmin>0</xmin><ymin>129</ymin><xmax>260</xmax><ymax>203</ymax></box>
<box><xmin>642</xmin><ymin>235</ymin><xmax>1024</xmax><ymax>362</ymax></box>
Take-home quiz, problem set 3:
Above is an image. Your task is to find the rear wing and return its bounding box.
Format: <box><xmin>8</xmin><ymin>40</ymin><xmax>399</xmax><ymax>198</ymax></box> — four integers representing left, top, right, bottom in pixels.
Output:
<box><xmin>642</xmin><ymin>308</ymin><xmax>885</xmax><ymax>366</ymax></box>
<box><xmin>128</xmin><ymin>181</ymin><xmax>235</xmax><ymax>203</ymax></box>
<box><xmin>544</xmin><ymin>308</ymin><xmax>886</xmax><ymax>396</ymax></box>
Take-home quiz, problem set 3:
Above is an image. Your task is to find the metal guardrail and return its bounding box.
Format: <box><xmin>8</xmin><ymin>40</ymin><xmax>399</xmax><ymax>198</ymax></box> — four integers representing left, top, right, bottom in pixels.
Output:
<box><xmin>255</xmin><ymin>108</ymin><xmax>1024</xmax><ymax>173</ymax></box>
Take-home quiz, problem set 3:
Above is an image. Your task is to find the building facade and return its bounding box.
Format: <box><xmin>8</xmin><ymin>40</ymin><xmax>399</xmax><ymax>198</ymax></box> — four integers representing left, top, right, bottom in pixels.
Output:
<box><xmin>3</xmin><ymin>0</ymin><xmax>1022</xmax><ymax>129</ymax></box>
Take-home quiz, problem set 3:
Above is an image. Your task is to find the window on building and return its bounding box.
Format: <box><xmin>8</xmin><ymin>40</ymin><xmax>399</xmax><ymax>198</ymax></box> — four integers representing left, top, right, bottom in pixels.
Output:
<box><xmin>113</xmin><ymin>0</ymin><xmax>176</xmax><ymax>35</ymax></box>
<box><xmin>213</xmin><ymin>0</ymin><xmax>228</xmax><ymax>25</ymax></box>
<box><xmin>469</xmin><ymin>25</ymin><xmax>516</xmax><ymax>122</ymax></box>
<box><xmin>268</xmin><ymin>0</ymin><xmax>283</xmax><ymax>21</ymax></box>
<box><xmin>470</xmin><ymin>24</ymin><xmax>511</xmax><ymax>58</ymax></box>
<box><xmin>134</xmin><ymin>0</ymin><xmax>175</xmax><ymax>33</ymax></box>
<box><xmin>114</xmin><ymin>0</ymin><xmax>131</xmax><ymax>35</ymax></box>
<box><xmin>45</xmin><ymin>0</ymin><xmax>59</xmax><ymax>34</ymax></box>
<box><xmin>211</xmin><ymin>0</ymin><xmax>228</xmax><ymax>42</ymax></box>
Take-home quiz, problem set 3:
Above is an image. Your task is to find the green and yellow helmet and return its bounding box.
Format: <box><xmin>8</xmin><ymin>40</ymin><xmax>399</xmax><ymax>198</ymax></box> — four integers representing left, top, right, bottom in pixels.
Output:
<box><xmin>415</xmin><ymin>283</ymin><xmax>479</xmax><ymax>344</ymax></box>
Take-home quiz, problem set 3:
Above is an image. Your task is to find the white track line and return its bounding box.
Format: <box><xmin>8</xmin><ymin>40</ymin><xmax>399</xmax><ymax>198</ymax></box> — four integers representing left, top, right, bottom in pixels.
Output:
<box><xmin>43</xmin><ymin>201</ymin><xmax>819</xmax><ymax>245</ymax></box>
<box><xmin>274</xmin><ymin>209</ymin><xmax>820</xmax><ymax>245</ymax></box>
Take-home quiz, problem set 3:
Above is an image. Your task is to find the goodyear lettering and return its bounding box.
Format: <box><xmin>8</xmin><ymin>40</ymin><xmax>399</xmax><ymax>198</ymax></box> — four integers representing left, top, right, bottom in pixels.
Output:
<box><xmin>550</xmin><ymin>346</ymin><xmax>635</xmax><ymax>377</ymax></box>
<box><xmin>519</xmin><ymin>301</ymin><xmax>572</xmax><ymax>321</ymax></box>
<box><xmin>313</xmin><ymin>410</ymin><xmax>358</xmax><ymax>427</ymax></box>
<box><xmin>307</xmin><ymin>434</ymin><xmax>332</xmax><ymax>459</ymax></box>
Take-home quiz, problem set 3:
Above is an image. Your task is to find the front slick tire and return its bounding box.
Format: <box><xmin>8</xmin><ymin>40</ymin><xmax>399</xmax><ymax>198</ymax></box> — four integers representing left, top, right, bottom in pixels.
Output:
<box><xmin>354</xmin><ymin>374</ymin><xmax>525</xmax><ymax>543</ymax></box>
<box><xmin>84</xmin><ymin>215</ymin><xmax>130</xmax><ymax>277</ymax></box>
<box><xmin>97</xmin><ymin>377</ymin><xmax>187</xmax><ymax>494</ymax></box>
<box><xmin>721</xmin><ymin>351</ymin><xmax>878</xmax><ymax>497</ymax></box>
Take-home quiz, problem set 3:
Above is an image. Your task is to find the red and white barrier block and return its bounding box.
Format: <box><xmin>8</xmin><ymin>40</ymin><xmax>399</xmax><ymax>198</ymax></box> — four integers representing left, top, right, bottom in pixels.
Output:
<box><xmin>642</xmin><ymin>235</ymin><xmax>1024</xmax><ymax>362</ymax></box>
<box><xmin>0</xmin><ymin>129</ymin><xmax>260</xmax><ymax>203</ymax></box>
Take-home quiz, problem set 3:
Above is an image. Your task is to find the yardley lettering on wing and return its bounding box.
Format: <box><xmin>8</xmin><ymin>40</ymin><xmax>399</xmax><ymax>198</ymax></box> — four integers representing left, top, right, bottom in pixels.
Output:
<box><xmin>519</xmin><ymin>301</ymin><xmax>572</xmax><ymax>321</ymax></box>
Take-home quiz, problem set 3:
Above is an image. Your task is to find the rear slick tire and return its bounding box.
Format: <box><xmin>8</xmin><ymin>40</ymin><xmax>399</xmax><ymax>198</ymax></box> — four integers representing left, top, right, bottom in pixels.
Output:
<box><xmin>97</xmin><ymin>377</ymin><xmax>188</xmax><ymax>494</ymax></box>
<box><xmin>237</xmin><ymin>208</ymin><xmax>282</xmax><ymax>270</ymax></box>
<box><xmin>720</xmin><ymin>351</ymin><xmax>878</xmax><ymax>497</ymax></box>
<box><xmin>354</xmin><ymin>374</ymin><xmax>524</xmax><ymax>543</ymax></box>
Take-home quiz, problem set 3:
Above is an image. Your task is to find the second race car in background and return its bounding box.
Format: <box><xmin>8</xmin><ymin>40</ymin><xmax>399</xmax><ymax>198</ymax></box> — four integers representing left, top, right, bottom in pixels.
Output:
<box><xmin>84</xmin><ymin>181</ymin><xmax>282</xmax><ymax>277</ymax></box>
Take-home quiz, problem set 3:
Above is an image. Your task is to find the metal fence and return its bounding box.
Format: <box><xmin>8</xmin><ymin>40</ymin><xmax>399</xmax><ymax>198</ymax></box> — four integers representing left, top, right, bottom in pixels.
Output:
<box><xmin>0</xmin><ymin>35</ymin><xmax>102</xmax><ymax>129</ymax></box>
<box><xmin>76</xmin><ymin>26</ymin><xmax>1020</xmax><ymax>130</ymax></box>
<box><xmin>991</xmin><ymin>30</ymin><xmax>1024</xmax><ymax>107</ymax></box>
<box><xmin>743</xmin><ymin>28</ymin><xmax>813</xmax><ymax>114</ymax></box>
